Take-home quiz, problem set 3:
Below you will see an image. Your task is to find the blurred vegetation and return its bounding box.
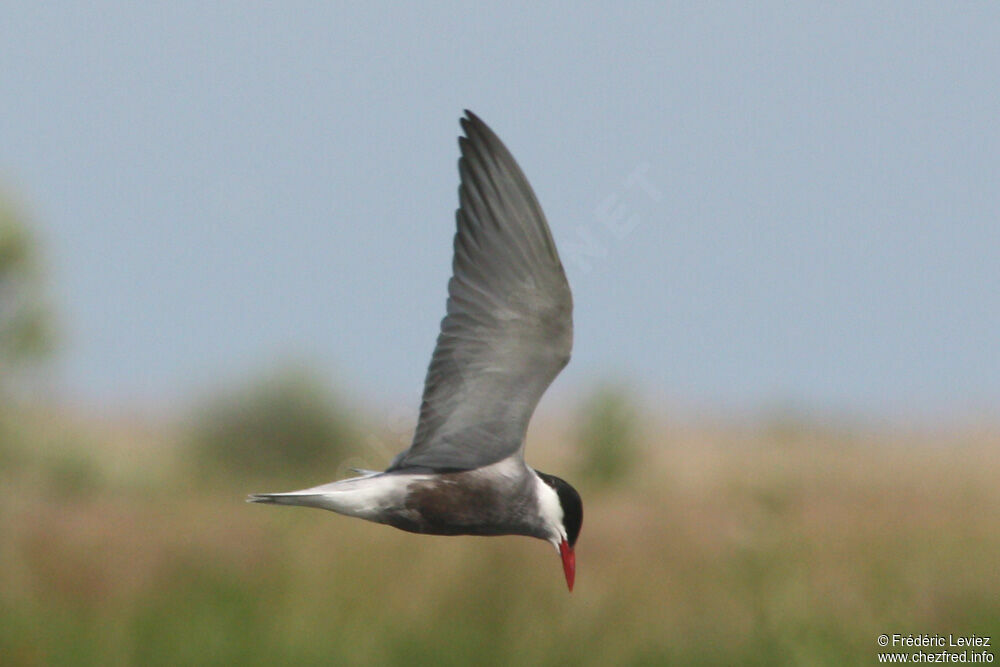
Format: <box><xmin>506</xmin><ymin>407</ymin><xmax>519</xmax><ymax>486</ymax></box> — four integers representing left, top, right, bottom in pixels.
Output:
<box><xmin>186</xmin><ymin>365</ymin><xmax>362</xmax><ymax>479</ymax></box>
<box><xmin>574</xmin><ymin>382</ymin><xmax>641</xmax><ymax>489</ymax></box>
<box><xmin>1</xmin><ymin>408</ymin><xmax>998</xmax><ymax>665</ymax></box>
<box><xmin>0</xmin><ymin>194</ymin><xmax>54</xmax><ymax>393</ymax></box>
<box><xmin>3</xmin><ymin>176</ymin><xmax>994</xmax><ymax>664</ymax></box>
<box><xmin>0</xmin><ymin>203</ymin><xmax>995</xmax><ymax>663</ymax></box>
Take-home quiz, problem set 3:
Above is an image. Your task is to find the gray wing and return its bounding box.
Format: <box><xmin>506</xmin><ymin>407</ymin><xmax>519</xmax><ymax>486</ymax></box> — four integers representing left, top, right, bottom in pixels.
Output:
<box><xmin>387</xmin><ymin>111</ymin><xmax>573</xmax><ymax>472</ymax></box>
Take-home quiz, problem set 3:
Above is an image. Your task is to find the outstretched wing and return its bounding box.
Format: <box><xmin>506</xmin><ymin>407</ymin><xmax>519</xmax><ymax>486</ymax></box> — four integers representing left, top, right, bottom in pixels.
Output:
<box><xmin>387</xmin><ymin>111</ymin><xmax>573</xmax><ymax>472</ymax></box>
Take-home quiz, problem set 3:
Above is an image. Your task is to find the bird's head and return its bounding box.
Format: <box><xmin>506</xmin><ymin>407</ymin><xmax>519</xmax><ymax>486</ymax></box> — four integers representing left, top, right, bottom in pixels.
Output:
<box><xmin>535</xmin><ymin>471</ymin><xmax>583</xmax><ymax>592</ymax></box>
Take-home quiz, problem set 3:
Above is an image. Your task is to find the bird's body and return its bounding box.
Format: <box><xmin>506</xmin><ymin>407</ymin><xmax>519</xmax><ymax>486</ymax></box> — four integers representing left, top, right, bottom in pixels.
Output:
<box><xmin>250</xmin><ymin>111</ymin><xmax>583</xmax><ymax>591</ymax></box>
<box><xmin>254</xmin><ymin>457</ymin><xmax>561</xmax><ymax>540</ymax></box>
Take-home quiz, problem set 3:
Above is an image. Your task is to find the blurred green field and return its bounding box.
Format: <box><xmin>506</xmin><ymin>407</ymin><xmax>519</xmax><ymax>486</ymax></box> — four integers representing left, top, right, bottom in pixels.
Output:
<box><xmin>1</xmin><ymin>405</ymin><xmax>998</xmax><ymax>666</ymax></box>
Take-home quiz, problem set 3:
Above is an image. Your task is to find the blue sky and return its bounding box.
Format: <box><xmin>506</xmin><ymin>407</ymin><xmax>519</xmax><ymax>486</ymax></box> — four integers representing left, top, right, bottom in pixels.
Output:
<box><xmin>3</xmin><ymin>3</ymin><xmax>998</xmax><ymax>419</ymax></box>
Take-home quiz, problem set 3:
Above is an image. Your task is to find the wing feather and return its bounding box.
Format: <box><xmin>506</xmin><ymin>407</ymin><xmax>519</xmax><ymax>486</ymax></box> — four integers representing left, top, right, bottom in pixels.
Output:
<box><xmin>387</xmin><ymin>112</ymin><xmax>572</xmax><ymax>472</ymax></box>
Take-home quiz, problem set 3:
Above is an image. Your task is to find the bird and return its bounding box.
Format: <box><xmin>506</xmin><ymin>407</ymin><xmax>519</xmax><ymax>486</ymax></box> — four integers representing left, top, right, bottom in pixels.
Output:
<box><xmin>248</xmin><ymin>110</ymin><xmax>582</xmax><ymax>592</ymax></box>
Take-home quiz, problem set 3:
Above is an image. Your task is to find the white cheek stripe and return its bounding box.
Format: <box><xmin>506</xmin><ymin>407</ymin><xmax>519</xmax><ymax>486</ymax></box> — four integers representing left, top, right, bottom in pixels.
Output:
<box><xmin>533</xmin><ymin>472</ymin><xmax>566</xmax><ymax>545</ymax></box>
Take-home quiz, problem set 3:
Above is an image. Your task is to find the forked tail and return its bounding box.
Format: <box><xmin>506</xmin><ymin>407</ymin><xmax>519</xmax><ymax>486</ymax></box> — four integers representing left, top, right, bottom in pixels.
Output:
<box><xmin>245</xmin><ymin>471</ymin><xmax>408</xmax><ymax>520</ymax></box>
<box><xmin>245</xmin><ymin>490</ymin><xmax>338</xmax><ymax>509</ymax></box>
<box><xmin>246</xmin><ymin>493</ymin><xmax>294</xmax><ymax>505</ymax></box>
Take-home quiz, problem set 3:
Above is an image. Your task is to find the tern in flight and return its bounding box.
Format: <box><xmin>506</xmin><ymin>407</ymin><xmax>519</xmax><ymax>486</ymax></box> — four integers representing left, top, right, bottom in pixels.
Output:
<box><xmin>250</xmin><ymin>111</ymin><xmax>582</xmax><ymax>591</ymax></box>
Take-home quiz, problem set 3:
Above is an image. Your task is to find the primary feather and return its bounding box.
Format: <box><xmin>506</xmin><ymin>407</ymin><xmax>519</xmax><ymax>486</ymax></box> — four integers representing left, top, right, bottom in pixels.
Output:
<box><xmin>388</xmin><ymin>111</ymin><xmax>573</xmax><ymax>472</ymax></box>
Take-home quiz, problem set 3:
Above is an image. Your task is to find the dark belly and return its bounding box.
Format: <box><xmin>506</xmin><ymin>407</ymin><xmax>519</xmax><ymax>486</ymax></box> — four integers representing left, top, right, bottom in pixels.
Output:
<box><xmin>383</xmin><ymin>472</ymin><xmax>537</xmax><ymax>539</ymax></box>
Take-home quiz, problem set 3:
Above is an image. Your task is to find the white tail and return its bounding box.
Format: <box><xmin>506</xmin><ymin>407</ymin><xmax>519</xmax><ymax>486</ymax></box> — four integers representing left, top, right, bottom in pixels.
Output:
<box><xmin>246</xmin><ymin>471</ymin><xmax>424</xmax><ymax>521</ymax></box>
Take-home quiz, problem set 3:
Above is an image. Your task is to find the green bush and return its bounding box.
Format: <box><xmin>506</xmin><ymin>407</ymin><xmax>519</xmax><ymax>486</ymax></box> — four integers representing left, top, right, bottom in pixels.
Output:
<box><xmin>574</xmin><ymin>382</ymin><xmax>641</xmax><ymax>489</ymax></box>
<box><xmin>188</xmin><ymin>366</ymin><xmax>360</xmax><ymax>479</ymax></box>
<box><xmin>0</xmin><ymin>194</ymin><xmax>55</xmax><ymax>392</ymax></box>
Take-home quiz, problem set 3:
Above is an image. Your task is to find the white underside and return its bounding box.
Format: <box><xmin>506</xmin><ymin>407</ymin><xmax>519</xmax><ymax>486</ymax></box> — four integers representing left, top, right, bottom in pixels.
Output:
<box><xmin>256</xmin><ymin>471</ymin><xmax>427</xmax><ymax>521</ymax></box>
